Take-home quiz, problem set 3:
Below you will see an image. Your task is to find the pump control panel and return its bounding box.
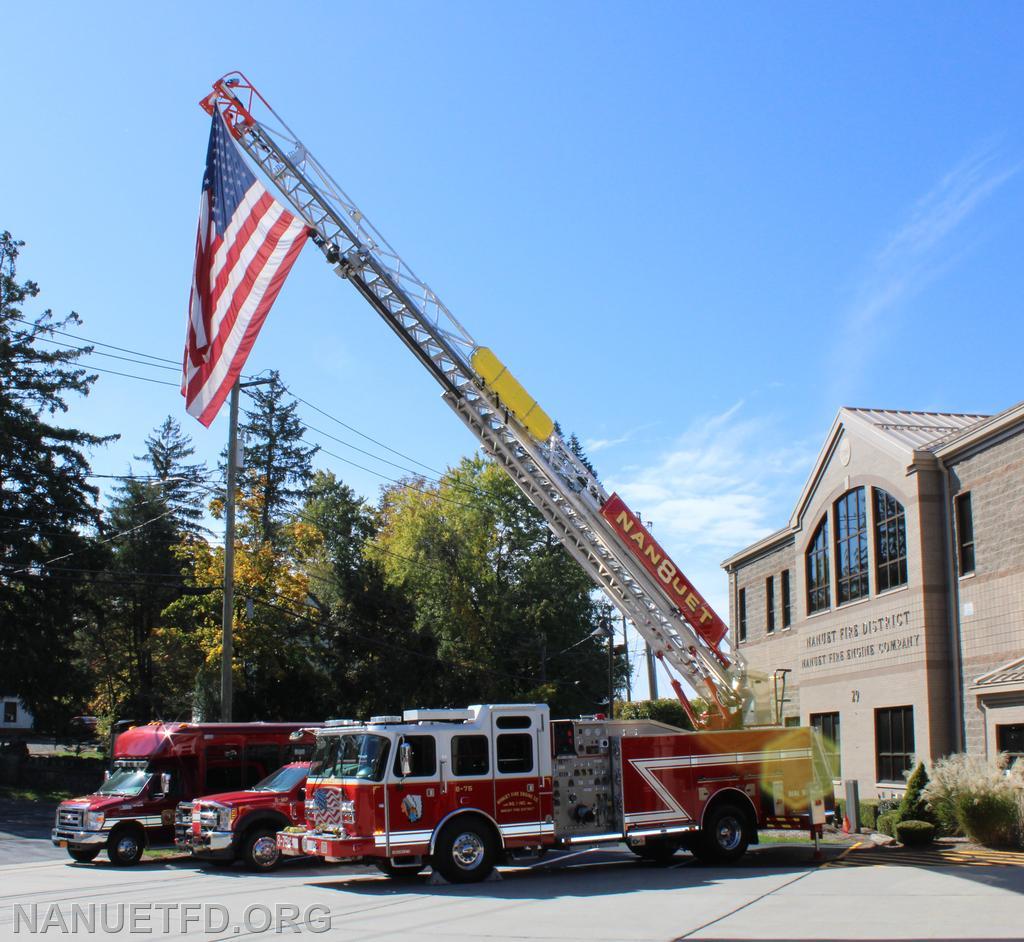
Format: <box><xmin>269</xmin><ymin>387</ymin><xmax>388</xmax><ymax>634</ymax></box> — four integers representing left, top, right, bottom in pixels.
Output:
<box><xmin>551</xmin><ymin>721</ymin><xmax>619</xmax><ymax>836</ymax></box>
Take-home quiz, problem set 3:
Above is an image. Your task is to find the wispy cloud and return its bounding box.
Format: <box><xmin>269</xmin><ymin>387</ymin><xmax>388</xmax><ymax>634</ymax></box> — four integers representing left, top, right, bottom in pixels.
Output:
<box><xmin>584</xmin><ymin>421</ymin><xmax>657</xmax><ymax>455</ymax></box>
<box><xmin>848</xmin><ymin>143</ymin><xmax>1019</xmax><ymax>333</ymax></box>
<box><xmin>605</xmin><ymin>402</ymin><xmax>814</xmax><ymax>614</ymax></box>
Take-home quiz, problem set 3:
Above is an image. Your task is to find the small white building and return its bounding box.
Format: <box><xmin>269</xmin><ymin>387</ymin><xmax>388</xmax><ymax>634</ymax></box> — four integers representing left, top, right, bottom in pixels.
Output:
<box><xmin>0</xmin><ymin>696</ymin><xmax>34</xmax><ymax>732</ymax></box>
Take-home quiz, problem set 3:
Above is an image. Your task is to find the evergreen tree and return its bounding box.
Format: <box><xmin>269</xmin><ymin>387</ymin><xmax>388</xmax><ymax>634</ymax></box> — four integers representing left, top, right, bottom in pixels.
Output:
<box><xmin>139</xmin><ymin>416</ymin><xmax>208</xmax><ymax>535</ymax></box>
<box><xmin>897</xmin><ymin>761</ymin><xmax>935</xmax><ymax>824</ymax></box>
<box><xmin>0</xmin><ymin>231</ymin><xmax>114</xmax><ymax>731</ymax></box>
<box><xmin>236</xmin><ymin>372</ymin><xmax>318</xmax><ymax>545</ymax></box>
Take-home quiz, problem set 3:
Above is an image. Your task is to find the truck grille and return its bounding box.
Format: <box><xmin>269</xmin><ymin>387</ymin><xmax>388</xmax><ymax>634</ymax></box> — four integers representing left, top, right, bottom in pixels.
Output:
<box><xmin>175</xmin><ymin>802</ymin><xmax>194</xmax><ymax>827</ymax></box>
<box><xmin>58</xmin><ymin>807</ymin><xmax>83</xmax><ymax>829</ymax></box>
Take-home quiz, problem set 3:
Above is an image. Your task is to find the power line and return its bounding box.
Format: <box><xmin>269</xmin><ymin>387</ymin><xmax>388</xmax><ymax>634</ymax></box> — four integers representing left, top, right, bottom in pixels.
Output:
<box><xmin>10</xmin><ymin>316</ymin><xmax>181</xmax><ymax>366</ymax></box>
<box><xmin>31</xmin><ymin>336</ymin><xmax>181</xmax><ymax>373</ymax></box>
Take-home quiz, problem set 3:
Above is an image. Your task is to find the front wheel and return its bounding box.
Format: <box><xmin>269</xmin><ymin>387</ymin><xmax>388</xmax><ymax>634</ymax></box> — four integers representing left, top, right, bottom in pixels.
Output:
<box><xmin>67</xmin><ymin>846</ymin><xmax>101</xmax><ymax>863</ymax></box>
<box><xmin>241</xmin><ymin>828</ymin><xmax>280</xmax><ymax>871</ymax></box>
<box><xmin>695</xmin><ymin>803</ymin><xmax>750</xmax><ymax>865</ymax></box>
<box><xmin>431</xmin><ymin>817</ymin><xmax>498</xmax><ymax>883</ymax></box>
<box><xmin>107</xmin><ymin>826</ymin><xmax>145</xmax><ymax>866</ymax></box>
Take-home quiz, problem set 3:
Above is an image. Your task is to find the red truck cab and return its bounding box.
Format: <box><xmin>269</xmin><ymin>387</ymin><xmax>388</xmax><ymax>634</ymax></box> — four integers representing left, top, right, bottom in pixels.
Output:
<box><xmin>52</xmin><ymin>722</ymin><xmax>315</xmax><ymax>865</ymax></box>
<box><xmin>174</xmin><ymin>762</ymin><xmax>310</xmax><ymax>870</ymax></box>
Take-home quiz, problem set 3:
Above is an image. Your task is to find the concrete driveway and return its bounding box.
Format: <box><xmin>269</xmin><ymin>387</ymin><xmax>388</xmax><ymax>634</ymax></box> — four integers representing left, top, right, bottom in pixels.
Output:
<box><xmin>1</xmin><ymin>841</ymin><xmax>1022</xmax><ymax>940</ymax></box>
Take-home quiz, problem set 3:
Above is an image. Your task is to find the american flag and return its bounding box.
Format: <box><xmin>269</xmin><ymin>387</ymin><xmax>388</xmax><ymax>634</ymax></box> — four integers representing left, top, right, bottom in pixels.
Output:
<box><xmin>182</xmin><ymin>108</ymin><xmax>308</xmax><ymax>426</ymax></box>
<box><xmin>312</xmin><ymin>788</ymin><xmax>342</xmax><ymax>827</ymax></box>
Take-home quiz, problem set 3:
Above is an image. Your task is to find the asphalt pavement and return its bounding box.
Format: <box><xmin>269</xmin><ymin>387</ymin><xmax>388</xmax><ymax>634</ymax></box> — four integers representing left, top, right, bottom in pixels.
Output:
<box><xmin>0</xmin><ymin>836</ymin><xmax>1022</xmax><ymax>940</ymax></box>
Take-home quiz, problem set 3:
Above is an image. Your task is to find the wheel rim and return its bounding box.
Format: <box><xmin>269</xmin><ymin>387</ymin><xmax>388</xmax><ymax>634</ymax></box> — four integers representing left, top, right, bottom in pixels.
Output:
<box><xmin>451</xmin><ymin>831</ymin><xmax>485</xmax><ymax>870</ymax></box>
<box><xmin>716</xmin><ymin>815</ymin><xmax>742</xmax><ymax>852</ymax></box>
<box><xmin>116</xmin><ymin>835</ymin><xmax>140</xmax><ymax>859</ymax></box>
<box><xmin>252</xmin><ymin>835</ymin><xmax>279</xmax><ymax>867</ymax></box>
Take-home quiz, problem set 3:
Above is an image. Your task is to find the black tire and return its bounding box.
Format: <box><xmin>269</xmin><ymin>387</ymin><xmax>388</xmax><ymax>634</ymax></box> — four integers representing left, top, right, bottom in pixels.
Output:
<box><xmin>374</xmin><ymin>859</ymin><xmax>425</xmax><ymax>881</ymax></box>
<box><xmin>107</xmin><ymin>826</ymin><xmax>145</xmax><ymax>866</ymax></box>
<box><xmin>696</xmin><ymin>803</ymin><xmax>750</xmax><ymax>864</ymax></box>
<box><xmin>629</xmin><ymin>839</ymin><xmax>679</xmax><ymax>864</ymax></box>
<box><xmin>431</xmin><ymin>816</ymin><xmax>498</xmax><ymax>884</ymax></box>
<box><xmin>67</xmin><ymin>846</ymin><xmax>101</xmax><ymax>863</ymax></box>
<box><xmin>241</xmin><ymin>827</ymin><xmax>281</xmax><ymax>872</ymax></box>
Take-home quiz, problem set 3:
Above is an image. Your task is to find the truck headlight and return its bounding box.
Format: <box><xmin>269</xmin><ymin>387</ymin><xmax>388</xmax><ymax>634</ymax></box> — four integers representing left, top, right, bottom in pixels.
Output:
<box><xmin>84</xmin><ymin>811</ymin><xmax>105</xmax><ymax>831</ymax></box>
<box><xmin>216</xmin><ymin>807</ymin><xmax>237</xmax><ymax>830</ymax></box>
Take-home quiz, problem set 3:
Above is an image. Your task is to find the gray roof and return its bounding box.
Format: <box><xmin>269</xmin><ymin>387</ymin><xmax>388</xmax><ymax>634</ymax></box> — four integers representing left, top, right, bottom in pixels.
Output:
<box><xmin>843</xmin><ymin>408</ymin><xmax>989</xmax><ymax>452</ymax></box>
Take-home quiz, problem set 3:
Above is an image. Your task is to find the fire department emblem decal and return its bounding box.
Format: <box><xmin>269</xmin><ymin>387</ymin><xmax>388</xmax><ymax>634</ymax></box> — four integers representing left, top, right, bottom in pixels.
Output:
<box><xmin>401</xmin><ymin>794</ymin><xmax>423</xmax><ymax>823</ymax></box>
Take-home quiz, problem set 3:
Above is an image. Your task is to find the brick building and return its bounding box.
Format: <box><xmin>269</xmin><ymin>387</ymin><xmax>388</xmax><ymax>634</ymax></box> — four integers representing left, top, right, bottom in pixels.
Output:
<box><xmin>721</xmin><ymin>401</ymin><xmax>1024</xmax><ymax>798</ymax></box>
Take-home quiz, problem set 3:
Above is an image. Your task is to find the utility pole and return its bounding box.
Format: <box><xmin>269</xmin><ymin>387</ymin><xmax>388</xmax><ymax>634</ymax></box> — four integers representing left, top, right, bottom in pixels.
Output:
<box><xmin>637</xmin><ymin>511</ymin><xmax>659</xmax><ymax>701</ymax></box>
<box><xmin>221</xmin><ymin>377</ymin><xmax>271</xmax><ymax>722</ymax></box>
<box><xmin>622</xmin><ymin>613</ymin><xmax>632</xmax><ymax>702</ymax></box>
<box><xmin>606</xmin><ymin>616</ymin><xmax>615</xmax><ymax>719</ymax></box>
<box><xmin>221</xmin><ymin>382</ymin><xmax>240</xmax><ymax>722</ymax></box>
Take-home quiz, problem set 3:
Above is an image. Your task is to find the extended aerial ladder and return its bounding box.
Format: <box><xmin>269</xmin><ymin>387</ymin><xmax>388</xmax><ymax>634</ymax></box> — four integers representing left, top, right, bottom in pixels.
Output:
<box><xmin>200</xmin><ymin>73</ymin><xmax>751</xmax><ymax>728</ymax></box>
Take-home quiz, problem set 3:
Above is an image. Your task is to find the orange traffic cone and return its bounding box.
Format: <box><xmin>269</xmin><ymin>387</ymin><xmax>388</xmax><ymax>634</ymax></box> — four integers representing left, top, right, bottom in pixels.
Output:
<box><xmin>842</xmin><ymin>813</ymin><xmax>851</xmax><ymax>834</ymax></box>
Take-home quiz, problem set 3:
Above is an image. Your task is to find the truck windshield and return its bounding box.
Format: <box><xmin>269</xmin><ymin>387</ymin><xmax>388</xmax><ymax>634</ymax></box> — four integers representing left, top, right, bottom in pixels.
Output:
<box><xmin>309</xmin><ymin>734</ymin><xmax>390</xmax><ymax>781</ymax></box>
<box><xmin>251</xmin><ymin>765</ymin><xmax>307</xmax><ymax>792</ymax></box>
<box><xmin>96</xmin><ymin>767</ymin><xmax>151</xmax><ymax>797</ymax></box>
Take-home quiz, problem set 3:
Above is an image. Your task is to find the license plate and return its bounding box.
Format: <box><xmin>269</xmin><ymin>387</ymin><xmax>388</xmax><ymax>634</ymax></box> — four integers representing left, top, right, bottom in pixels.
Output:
<box><xmin>58</xmin><ymin>841</ymin><xmax>68</xmax><ymax>848</ymax></box>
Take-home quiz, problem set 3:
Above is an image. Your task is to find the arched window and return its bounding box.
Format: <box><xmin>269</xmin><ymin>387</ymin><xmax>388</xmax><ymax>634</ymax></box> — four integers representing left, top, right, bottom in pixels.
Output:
<box><xmin>874</xmin><ymin>488</ymin><xmax>907</xmax><ymax>591</ymax></box>
<box><xmin>835</xmin><ymin>487</ymin><xmax>869</xmax><ymax>604</ymax></box>
<box><xmin>806</xmin><ymin>516</ymin><xmax>830</xmax><ymax>614</ymax></box>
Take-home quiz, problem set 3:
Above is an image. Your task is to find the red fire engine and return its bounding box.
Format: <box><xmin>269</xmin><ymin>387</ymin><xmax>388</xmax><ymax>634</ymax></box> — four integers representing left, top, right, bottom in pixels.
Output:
<box><xmin>277</xmin><ymin>705</ymin><xmax>831</xmax><ymax>882</ymax></box>
<box><xmin>51</xmin><ymin>722</ymin><xmax>315</xmax><ymax>865</ymax></box>
<box><xmin>195</xmin><ymin>75</ymin><xmax>835</xmax><ymax>882</ymax></box>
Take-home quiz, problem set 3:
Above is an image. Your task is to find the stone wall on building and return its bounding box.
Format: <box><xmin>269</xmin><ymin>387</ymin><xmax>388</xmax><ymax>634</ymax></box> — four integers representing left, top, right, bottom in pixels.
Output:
<box><xmin>949</xmin><ymin>426</ymin><xmax>1024</xmax><ymax>755</ymax></box>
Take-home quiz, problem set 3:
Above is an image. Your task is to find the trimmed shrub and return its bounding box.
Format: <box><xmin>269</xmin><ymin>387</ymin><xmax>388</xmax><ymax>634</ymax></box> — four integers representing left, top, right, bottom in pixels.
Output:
<box><xmin>895</xmin><ymin>820</ymin><xmax>935</xmax><ymax>846</ymax></box>
<box><xmin>898</xmin><ymin>762</ymin><xmax>935</xmax><ymax>825</ymax></box>
<box><xmin>924</xmin><ymin>752</ymin><xmax>1022</xmax><ymax>843</ymax></box>
<box><xmin>877</xmin><ymin>811</ymin><xmax>900</xmax><ymax>837</ymax></box>
<box><xmin>956</xmin><ymin>792</ymin><xmax>1019</xmax><ymax>848</ymax></box>
<box><xmin>859</xmin><ymin>799</ymin><xmax>880</xmax><ymax>830</ymax></box>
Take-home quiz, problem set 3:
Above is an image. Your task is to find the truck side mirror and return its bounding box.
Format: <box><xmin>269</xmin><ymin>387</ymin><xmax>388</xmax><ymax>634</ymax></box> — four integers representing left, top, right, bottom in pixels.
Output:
<box><xmin>399</xmin><ymin>742</ymin><xmax>413</xmax><ymax>778</ymax></box>
<box><xmin>159</xmin><ymin>772</ymin><xmax>172</xmax><ymax>796</ymax></box>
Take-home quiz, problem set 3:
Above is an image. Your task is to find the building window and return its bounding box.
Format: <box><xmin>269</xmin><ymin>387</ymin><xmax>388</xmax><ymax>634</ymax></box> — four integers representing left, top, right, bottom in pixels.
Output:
<box><xmin>996</xmin><ymin>724</ymin><xmax>1024</xmax><ymax>764</ymax></box>
<box><xmin>781</xmin><ymin>569</ymin><xmax>792</xmax><ymax>627</ymax></box>
<box><xmin>806</xmin><ymin>516</ymin><xmax>830</xmax><ymax>614</ymax></box>
<box><xmin>737</xmin><ymin>588</ymin><xmax>747</xmax><ymax>642</ymax></box>
<box><xmin>3</xmin><ymin>702</ymin><xmax>16</xmax><ymax>724</ymax></box>
<box><xmin>765</xmin><ymin>576</ymin><xmax>775</xmax><ymax>634</ymax></box>
<box><xmin>810</xmin><ymin>712</ymin><xmax>841</xmax><ymax>778</ymax></box>
<box><xmin>835</xmin><ymin>488</ymin><xmax>869</xmax><ymax>605</ymax></box>
<box><xmin>875</xmin><ymin>706</ymin><xmax>915</xmax><ymax>783</ymax></box>
<box><xmin>956</xmin><ymin>492</ymin><xmax>975</xmax><ymax>575</ymax></box>
<box><xmin>874</xmin><ymin>488</ymin><xmax>908</xmax><ymax>592</ymax></box>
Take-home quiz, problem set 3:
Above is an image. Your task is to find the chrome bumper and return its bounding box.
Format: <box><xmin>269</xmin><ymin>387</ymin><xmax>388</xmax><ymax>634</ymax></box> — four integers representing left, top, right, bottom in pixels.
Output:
<box><xmin>191</xmin><ymin>829</ymin><xmax>234</xmax><ymax>853</ymax></box>
<box><xmin>52</xmin><ymin>828</ymin><xmax>106</xmax><ymax>847</ymax></box>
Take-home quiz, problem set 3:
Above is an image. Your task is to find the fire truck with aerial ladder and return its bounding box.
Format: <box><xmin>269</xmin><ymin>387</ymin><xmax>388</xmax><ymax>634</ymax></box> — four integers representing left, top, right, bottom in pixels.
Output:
<box><xmin>198</xmin><ymin>74</ymin><xmax>833</xmax><ymax>882</ymax></box>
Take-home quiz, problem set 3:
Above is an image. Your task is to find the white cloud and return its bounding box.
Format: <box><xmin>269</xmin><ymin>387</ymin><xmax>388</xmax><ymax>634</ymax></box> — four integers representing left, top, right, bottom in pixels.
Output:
<box><xmin>584</xmin><ymin>421</ymin><xmax>657</xmax><ymax>455</ymax></box>
<box><xmin>848</xmin><ymin>143</ymin><xmax>1019</xmax><ymax>333</ymax></box>
<box><xmin>605</xmin><ymin>401</ymin><xmax>814</xmax><ymax>615</ymax></box>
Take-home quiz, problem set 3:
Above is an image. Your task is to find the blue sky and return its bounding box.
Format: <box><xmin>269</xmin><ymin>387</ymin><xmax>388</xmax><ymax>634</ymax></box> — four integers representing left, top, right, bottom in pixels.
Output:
<box><xmin>5</xmin><ymin>3</ymin><xmax>1022</xmax><ymax>697</ymax></box>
